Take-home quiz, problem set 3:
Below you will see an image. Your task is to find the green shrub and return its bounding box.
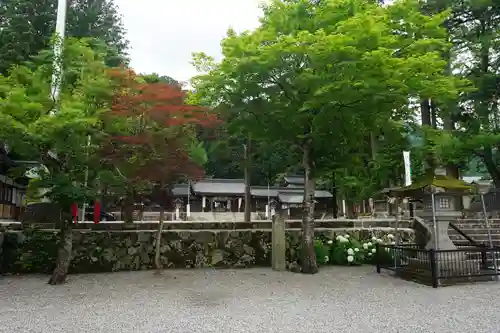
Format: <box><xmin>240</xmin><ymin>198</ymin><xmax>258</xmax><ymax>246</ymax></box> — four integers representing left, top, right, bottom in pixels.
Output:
<box><xmin>314</xmin><ymin>232</ymin><xmax>397</xmax><ymax>267</ymax></box>
<box><xmin>315</xmin><ymin>239</ymin><xmax>330</xmax><ymax>265</ymax></box>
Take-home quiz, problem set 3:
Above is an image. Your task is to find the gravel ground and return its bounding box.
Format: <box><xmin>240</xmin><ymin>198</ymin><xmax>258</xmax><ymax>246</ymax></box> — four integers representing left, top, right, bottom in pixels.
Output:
<box><xmin>1</xmin><ymin>267</ymin><xmax>500</xmax><ymax>333</ymax></box>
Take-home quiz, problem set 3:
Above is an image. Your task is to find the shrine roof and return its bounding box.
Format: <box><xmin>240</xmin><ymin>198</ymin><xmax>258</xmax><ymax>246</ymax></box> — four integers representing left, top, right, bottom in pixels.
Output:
<box><xmin>192</xmin><ymin>178</ymin><xmax>245</xmax><ymax>195</ymax></box>
<box><xmin>284</xmin><ymin>175</ymin><xmax>304</xmax><ymax>185</ymax></box>
<box><xmin>172</xmin><ymin>184</ymin><xmax>191</xmax><ymax>196</ymax></box>
<box><xmin>385</xmin><ymin>175</ymin><xmax>473</xmax><ymax>197</ymax></box>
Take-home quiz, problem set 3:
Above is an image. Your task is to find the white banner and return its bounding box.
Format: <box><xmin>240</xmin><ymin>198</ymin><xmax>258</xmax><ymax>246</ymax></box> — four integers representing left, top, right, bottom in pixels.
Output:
<box><xmin>202</xmin><ymin>196</ymin><xmax>206</xmax><ymax>208</ymax></box>
<box><xmin>238</xmin><ymin>197</ymin><xmax>242</xmax><ymax>210</ymax></box>
<box><xmin>186</xmin><ymin>204</ymin><xmax>191</xmax><ymax>217</ymax></box>
<box><xmin>403</xmin><ymin>151</ymin><xmax>412</xmax><ymax>186</ymax></box>
<box><xmin>175</xmin><ymin>208</ymin><xmax>180</xmax><ymax>220</ymax></box>
<box><xmin>265</xmin><ymin>205</ymin><xmax>269</xmax><ymax>218</ymax></box>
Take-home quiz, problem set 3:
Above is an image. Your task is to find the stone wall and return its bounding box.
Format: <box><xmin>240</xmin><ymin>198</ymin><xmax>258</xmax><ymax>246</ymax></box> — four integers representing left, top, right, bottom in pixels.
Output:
<box><xmin>0</xmin><ymin>222</ymin><xmax>414</xmax><ymax>275</ymax></box>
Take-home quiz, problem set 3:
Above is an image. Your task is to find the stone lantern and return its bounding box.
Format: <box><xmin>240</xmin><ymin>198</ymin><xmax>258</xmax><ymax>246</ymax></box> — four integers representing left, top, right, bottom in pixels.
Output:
<box><xmin>387</xmin><ymin>174</ymin><xmax>472</xmax><ymax>251</ymax></box>
<box><xmin>419</xmin><ymin>189</ymin><xmax>463</xmax><ymax>250</ymax></box>
<box><xmin>269</xmin><ymin>199</ymin><xmax>278</xmax><ymax>217</ymax></box>
<box><xmin>173</xmin><ymin>198</ymin><xmax>183</xmax><ymax>221</ymax></box>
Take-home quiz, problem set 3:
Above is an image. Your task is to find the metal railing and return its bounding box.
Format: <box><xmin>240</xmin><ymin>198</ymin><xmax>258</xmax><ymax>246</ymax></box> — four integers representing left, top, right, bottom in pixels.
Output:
<box><xmin>375</xmin><ymin>243</ymin><xmax>500</xmax><ymax>288</ymax></box>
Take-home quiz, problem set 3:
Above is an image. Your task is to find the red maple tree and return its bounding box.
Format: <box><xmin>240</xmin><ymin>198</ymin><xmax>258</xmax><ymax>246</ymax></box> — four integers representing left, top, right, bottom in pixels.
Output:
<box><xmin>100</xmin><ymin>67</ymin><xmax>218</xmax><ymax>219</ymax></box>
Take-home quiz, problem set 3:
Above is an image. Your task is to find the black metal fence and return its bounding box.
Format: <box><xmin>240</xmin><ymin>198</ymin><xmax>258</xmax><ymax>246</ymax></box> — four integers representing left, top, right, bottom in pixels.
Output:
<box><xmin>375</xmin><ymin>243</ymin><xmax>500</xmax><ymax>287</ymax></box>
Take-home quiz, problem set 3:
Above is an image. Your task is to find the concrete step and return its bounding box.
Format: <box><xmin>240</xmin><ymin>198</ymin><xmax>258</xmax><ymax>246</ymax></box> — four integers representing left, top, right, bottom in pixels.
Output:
<box><xmin>448</xmin><ymin>227</ymin><xmax>500</xmax><ymax>234</ymax></box>
<box><xmin>449</xmin><ymin>235</ymin><xmax>500</xmax><ymax>243</ymax></box>
<box><xmin>451</xmin><ymin>224</ymin><xmax>500</xmax><ymax>229</ymax></box>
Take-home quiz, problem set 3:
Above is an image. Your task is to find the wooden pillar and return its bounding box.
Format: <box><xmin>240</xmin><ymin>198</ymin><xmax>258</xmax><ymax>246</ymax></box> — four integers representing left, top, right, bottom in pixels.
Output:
<box><xmin>272</xmin><ymin>214</ymin><xmax>286</xmax><ymax>271</ymax></box>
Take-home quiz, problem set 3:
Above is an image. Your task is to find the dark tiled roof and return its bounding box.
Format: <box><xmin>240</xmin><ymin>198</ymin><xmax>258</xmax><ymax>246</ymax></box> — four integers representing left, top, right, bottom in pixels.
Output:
<box><xmin>278</xmin><ymin>189</ymin><xmax>333</xmax><ymax>204</ymax></box>
<box><xmin>172</xmin><ymin>184</ymin><xmax>191</xmax><ymax>196</ymax></box>
<box><xmin>284</xmin><ymin>175</ymin><xmax>304</xmax><ymax>185</ymax></box>
<box><xmin>278</xmin><ymin>192</ymin><xmax>304</xmax><ymax>204</ymax></box>
<box><xmin>192</xmin><ymin>178</ymin><xmax>245</xmax><ymax>195</ymax></box>
<box><xmin>250</xmin><ymin>187</ymin><xmax>279</xmax><ymax>197</ymax></box>
<box><xmin>250</xmin><ymin>186</ymin><xmax>332</xmax><ymax>199</ymax></box>
<box><xmin>175</xmin><ymin>178</ymin><xmax>333</xmax><ymax>200</ymax></box>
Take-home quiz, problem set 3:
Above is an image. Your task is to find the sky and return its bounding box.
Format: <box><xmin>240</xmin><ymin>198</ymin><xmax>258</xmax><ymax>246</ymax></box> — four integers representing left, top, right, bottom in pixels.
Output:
<box><xmin>116</xmin><ymin>0</ymin><xmax>264</xmax><ymax>83</ymax></box>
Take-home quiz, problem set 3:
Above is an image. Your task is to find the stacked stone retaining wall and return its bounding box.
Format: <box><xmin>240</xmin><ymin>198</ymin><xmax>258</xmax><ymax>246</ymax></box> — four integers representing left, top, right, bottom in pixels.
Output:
<box><xmin>0</xmin><ymin>220</ymin><xmax>414</xmax><ymax>274</ymax></box>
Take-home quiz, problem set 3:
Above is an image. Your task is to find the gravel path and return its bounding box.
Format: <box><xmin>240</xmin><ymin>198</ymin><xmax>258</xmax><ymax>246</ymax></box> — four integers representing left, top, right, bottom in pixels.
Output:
<box><xmin>1</xmin><ymin>267</ymin><xmax>499</xmax><ymax>333</ymax></box>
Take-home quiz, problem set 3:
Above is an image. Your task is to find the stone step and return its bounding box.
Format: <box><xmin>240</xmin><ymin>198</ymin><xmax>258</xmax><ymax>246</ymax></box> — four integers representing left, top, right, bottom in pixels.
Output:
<box><xmin>452</xmin><ymin>222</ymin><xmax>500</xmax><ymax>228</ymax></box>
<box><xmin>449</xmin><ymin>229</ymin><xmax>500</xmax><ymax>234</ymax></box>
<box><xmin>466</xmin><ymin>253</ymin><xmax>500</xmax><ymax>260</ymax></box>
<box><xmin>449</xmin><ymin>233</ymin><xmax>500</xmax><ymax>239</ymax></box>
<box><xmin>449</xmin><ymin>225</ymin><xmax>500</xmax><ymax>229</ymax></box>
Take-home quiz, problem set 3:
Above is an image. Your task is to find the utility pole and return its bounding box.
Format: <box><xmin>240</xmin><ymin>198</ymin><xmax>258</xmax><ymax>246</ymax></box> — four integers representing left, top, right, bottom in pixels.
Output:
<box><xmin>243</xmin><ymin>141</ymin><xmax>251</xmax><ymax>222</ymax></box>
<box><xmin>51</xmin><ymin>0</ymin><xmax>68</xmax><ymax>104</ymax></box>
<box><xmin>50</xmin><ymin>0</ymin><xmax>92</xmax><ymax>221</ymax></box>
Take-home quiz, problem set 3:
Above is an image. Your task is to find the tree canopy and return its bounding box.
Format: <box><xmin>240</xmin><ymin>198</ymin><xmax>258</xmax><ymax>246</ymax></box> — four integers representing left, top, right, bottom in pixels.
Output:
<box><xmin>0</xmin><ymin>0</ymin><xmax>128</xmax><ymax>74</ymax></box>
<box><xmin>99</xmin><ymin>68</ymin><xmax>217</xmax><ymax>221</ymax></box>
<box><xmin>191</xmin><ymin>0</ymin><xmax>466</xmax><ymax>273</ymax></box>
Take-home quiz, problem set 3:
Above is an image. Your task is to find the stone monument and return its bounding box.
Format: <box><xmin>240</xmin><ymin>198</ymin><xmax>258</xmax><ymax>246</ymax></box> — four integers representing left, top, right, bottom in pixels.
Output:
<box><xmin>387</xmin><ymin>172</ymin><xmax>475</xmax><ymax>275</ymax></box>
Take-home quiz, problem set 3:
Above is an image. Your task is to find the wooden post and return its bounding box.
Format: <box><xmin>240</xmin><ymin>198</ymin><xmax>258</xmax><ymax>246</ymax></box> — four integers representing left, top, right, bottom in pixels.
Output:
<box><xmin>272</xmin><ymin>214</ymin><xmax>286</xmax><ymax>271</ymax></box>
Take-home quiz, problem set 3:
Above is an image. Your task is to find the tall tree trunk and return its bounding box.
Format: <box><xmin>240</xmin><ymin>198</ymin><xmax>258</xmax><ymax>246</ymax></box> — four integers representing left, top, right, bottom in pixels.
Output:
<box><xmin>243</xmin><ymin>140</ymin><xmax>251</xmax><ymax>222</ymax></box>
<box><xmin>123</xmin><ymin>187</ymin><xmax>134</xmax><ymax>223</ymax></box>
<box><xmin>48</xmin><ymin>217</ymin><xmax>73</xmax><ymax>285</ymax></box>
<box><xmin>420</xmin><ymin>98</ymin><xmax>436</xmax><ymax>174</ymax></box>
<box><xmin>301</xmin><ymin>140</ymin><xmax>318</xmax><ymax>274</ymax></box>
<box><xmin>430</xmin><ymin>100</ymin><xmax>438</xmax><ymax>129</ymax></box>
<box><xmin>482</xmin><ymin>147</ymin><xmax>500</xmax><ymax>188</ymax></box>
<box><xmin>154</xmin><ymin>204</ymin><xmax>165</xmax><ymax>274</ymax></box>
<box><xmin>347</xmin><ymin>201</ymin><xmax>356</xmax><ymax>219</ymax></box>
<box><xmin>331</xmin><ymin>171</ymin><xmax>338</xmax><ymax>218</ymax></box>
<box><xmin>370</xmin><ymin>131</ymin><xmax>378</xmax><ymax>160</ymax></box>
<box><xmin>440</xmin><ymin>48</ymin><xmax>460</xmax><ymax>181</ymax></box>
<box><xmin>421</xmin><ymin>98</ymin><xmax>431</xmax><ymax>127</ymax></box>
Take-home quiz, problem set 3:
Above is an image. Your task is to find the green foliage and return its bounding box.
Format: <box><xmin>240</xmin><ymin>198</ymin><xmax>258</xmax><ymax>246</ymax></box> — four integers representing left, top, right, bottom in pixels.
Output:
<box><xmin>3</xmin><ymin>229</ymin><xmax>58</xmax><ymax>274</ymax></box>
<box><xmin>0</xmin><ymin>0</ymin><xmax>128</xmax><ymax>74</ymax></box>
<box><xmin>315</xmin><ymin>239</ymin><xmax>330</xmax><ymax>265</ymax></box>
<box><xmin>140</xmin><ymin>73</ymin><xmax>178</xmax><ymax>85</ymax></box>
<box><xmin>0</xmin><ymin>38</ymin><xmax>113</xmax><ymax>211</ymax></box>
<box><xmin>416</xmin><ymin>0</ymin><xmax>500</xmax><ymax>185</ymax></box>
<box><xmin>314</xmin><ymin>233</ymin><xmax>397</xmax><ymax>266</ymax></box>
<box><xmin>192</xmin><ymin>0</ymin><xmax>463</xmax><ymax>199</ymax></box>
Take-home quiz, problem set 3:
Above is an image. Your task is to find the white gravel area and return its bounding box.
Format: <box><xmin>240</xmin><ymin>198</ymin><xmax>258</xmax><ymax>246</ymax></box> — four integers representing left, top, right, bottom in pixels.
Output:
<box><xmin>1</xmin><ymin>266</ymin><xmax>500</xmax><ymax>333</ymax></box>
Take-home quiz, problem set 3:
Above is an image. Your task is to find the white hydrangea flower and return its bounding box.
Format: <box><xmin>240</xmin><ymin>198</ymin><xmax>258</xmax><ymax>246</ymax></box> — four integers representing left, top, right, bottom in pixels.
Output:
<box><xmin>387</xmin><ymin>234</ymin><xmax>394</xmax><ymax>239</ymax></box>
<box><xmin>354</xmin><ymin>248</ymin><xmax>359</xmax><ymax>252</ymax></box>
<box><xmin>339</xmin><ymin>237</ymin><xmax>349</xmax><ymax>243</ymax></box>
<box><xmin>371</xmin><ymin>236</ymin><xmax>377</xmax><ymax>242</ymax></box>
<box><xmin>336</xmin><ymin>235</ymin><xmax>342</xmax><ymax>241</ymax></box>
<box><xmin>372</xmin><ymin>248</ymin><xmax>376</xmax><ymax>254</ymax></box>
<box><xmin>368</xmin><ymin>252</ymin><xmax>372</xmax><ymax>256</ymax></box>
<box><xmin>327</xmin><ymin>240</ymin><xmax>333</xmax><ymax>245</ymax></box>
<box><xmin>391</xmin><ymin>241</ymin><xmax>396</xmax><ymax>245</ymax></box>
<box><xmin>362</xmin><ymin>243</ymin><xmax>369</xmax><ymax>250</ymax></box>
<box><xmin>367</xmin><ymin>242</ymin><xmax>373</xmax><ymax>247</ymax></box>
<box><xmin>324</xmin><ymin>256</ymin><xmax>329</xmax><ymax>262</ymax></box>
<box><xmin>347</xmin><ymin>255</ymin><xmax>354</xmax><ymax>263</ymax></box>
<box><xmin>347</xmin><ymin>248</ymin><xmax>354</xmax><ymax>255</ymax></box>
<box><xmin>377</xmin><ymin>238</ymin><xmax>383</xmax><ymax>243</ymax></box>
<box><xmin>345</xmin><ymin>234</ymin><xmax>350</xmax><ymax>239</ymax></box>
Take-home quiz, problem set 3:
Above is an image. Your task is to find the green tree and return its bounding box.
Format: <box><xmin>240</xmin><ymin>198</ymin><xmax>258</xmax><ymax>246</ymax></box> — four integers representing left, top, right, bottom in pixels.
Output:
<box><xmin>0</xmin><ymin>38</ymin><xmax>114</xmax><ymax>284</ymax></box>
<box><xmin>193</xmin><ymin>0</ymin><xmax>461</xmax><ymax>273</ymax></box>
<box><xmin>100</xmin><ymin>68</ymin><xmax>214</xmax><ymax>223</ymax></box>
<box><xmin>141</xmin><ymin>73</ymin><xmax>179</xmax><ymax>85</ymax></box>
<box><xmin>0</xmin><ymin>0</ymin><xmax>128</xmax><ymax>74</ymax></box>
<box><xmin>426</xmin><ymin>0</ymin><xmax>500</xmax><ymax>186</ymax></box>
